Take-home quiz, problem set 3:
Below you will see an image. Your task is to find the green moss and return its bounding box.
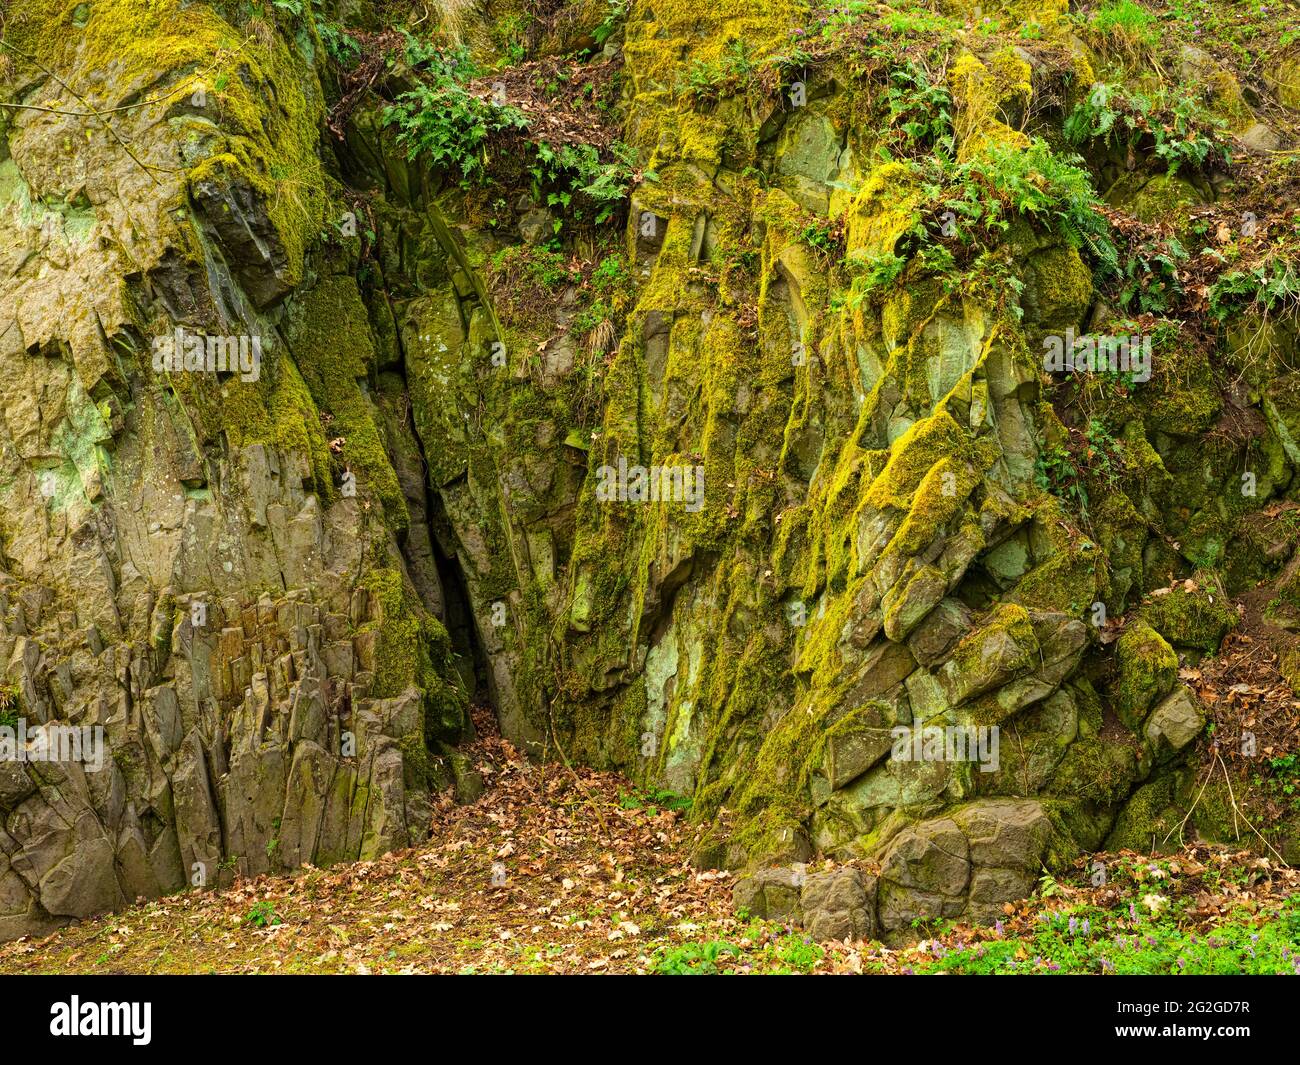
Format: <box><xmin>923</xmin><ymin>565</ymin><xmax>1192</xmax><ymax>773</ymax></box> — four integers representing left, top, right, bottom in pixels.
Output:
<box><xmin>1091</xmin><ymin>490</ymin><xmax>1147</xmax><ymax>613</ymax></box>
<box><xmin>1048</xmin><ymin>736</ymin><xmax>1139</xmax><ymax>806</ymax></box>
<box><xmin>1133</xmin><ymin>335</ymin><xmax>1221</xmax><ymax>437</ymax></box>
<box><xmin>1105</xmin><ymin>173</ymin><xmax>1205</xmax><ymax>228</ymax></box>
<box><xmin>1105</xmin><ymin>774</ymin><xmax>1181</xmax><ymax>852</ymax></box>
<box><xmin>1110</xmin><ymin>621</ymin><xmax>1178</xmax><ymax>731</ymax></box>
<box><xmin>949</xmin><ymin>49</ymin><xmax>1033</xmax><ymax>159</ymax></box>
<box><xmin>621</xmin><ymin>0</ymin><xmax>802</xmax><ymax>153</ymax></box>
<box><xmin>1281</xmin><ymin>649</ymin><xmax>1300</xmax><ymax>698</ymax></box>
<box><xmin>863</xmin><ymin>411</ymin><xmax>970</xmax><ymax>512</ymax></box>
<box><xmin>286</xmin><ymin>276</ymin><xmax>407</xmax><ymax>527</ymax></box>
<box><xmin>1022</xmin><ymin>244</ymin><xmax>1093</xmax><ymax>335</ymax></box>
<box><xmin>12</xmin><ymin>0</ymin><xmax>327</xmax><ymax>284</ymax></box>
<box><xmin>359</xmin><ymin>565</ymin><xmax>467</xmax><ymax>742</ymax></box>
<box><xmin>217</xmin><ymin>341</ymin><xmax>333</xmax><ymax>497</ymax></box>
<box><xmin>1189</xmin><ymin>778</ymin><xmax>1239</xmax><ymax>845</ymax></box>
<box><xmin>1138</xmin><ymin>581</ymin><xmax>1238</xmax><ymax>654</ymax></box>
<box><xmin>1009</xmin><ymin>542</ymin><xmax>1102</xmax><ymax>616</ymax></box>
<box><xmin>890</xmin><ymin>457</ymin><xmax>981</xmax><ymax>556</ymax></box>
<box><xmin>949</xmin><ymin>602</ymin><xmax>1037</xmax><ymax>675</ymax></box>
<box><xmin>844</xmin><ymin>163</ymin><xmax>922</xmax><ymax>265</ymax></box>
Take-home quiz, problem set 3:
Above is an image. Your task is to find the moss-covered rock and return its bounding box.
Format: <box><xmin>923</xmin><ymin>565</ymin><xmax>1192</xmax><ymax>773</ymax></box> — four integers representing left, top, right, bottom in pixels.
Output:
<box><xmin>1110</xmin><ymin>621</ymin><xmax>1178</xmax><ymax>731</ymax></box>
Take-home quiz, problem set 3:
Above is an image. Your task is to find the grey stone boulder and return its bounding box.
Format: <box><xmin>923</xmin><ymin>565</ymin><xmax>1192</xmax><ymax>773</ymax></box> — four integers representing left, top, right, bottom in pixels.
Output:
<box><xmin>39</xmin><ymin>837</ymin><xmax>126</xmax><ymax>919</ymax></box>
<box><xmin>1145</xmin><ymin>686</ymin><xmax>1206</xmax><ymax>758</ymax></box>
<box><xmin>967</xmin><ymin>867</ymin><xmax>1036</xmax><ymax>923</ymax></box>
<box><xmin>937</xmin><ymin>607</ymin><xmax>1039</xmax><ymax>705</ymax></box>
<box><xmin>800</xmin><ymin>866</ymin><xmax>879</xmax><ymax>942</ymax></box>
<box><xmin>0</xmin><ymin>762</ymin><xmax>36</xmax><ymax>809</ymax></box>
<box><xmin>732</xmin><ymin>867</ymin><xmax>803</xmax><ymax>921</ymax></box>
<box><xmin>1239</xmin><ymin>122</ymin><xmax>1281</xmax><ymax>156</ymax></box>
<box><xmin>879</xmin><ymin>817</ymin><xmax>970</xmax><ymax>897</ymax></box>
<box><xmin>820</xmin><ymin>698</ymin><xmax>906</xmax><ymax>790</ymax></box>
<box><xmin>907</xmin><ymin>597</ymin><xmax>973</xmax><ymax>667</ymax></box>
<box><xmin>951</xmin><ymin>799</ymin><xmax>1054</xmax><ymax>870</ymax></box>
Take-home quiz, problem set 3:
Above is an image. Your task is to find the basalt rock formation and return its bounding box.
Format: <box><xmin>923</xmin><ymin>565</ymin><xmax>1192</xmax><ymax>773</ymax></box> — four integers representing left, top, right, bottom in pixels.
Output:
<box><xmin>1</xmin><ymin>0</ymin><xmax>1299</xmax><ymax>942</ymax></box>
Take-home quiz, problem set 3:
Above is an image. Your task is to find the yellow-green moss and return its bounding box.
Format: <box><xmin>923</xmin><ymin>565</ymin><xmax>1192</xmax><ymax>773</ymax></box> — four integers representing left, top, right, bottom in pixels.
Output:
<box><xmin>1138</xmin><ymin>580</ymin><xmax>1238</xmax><ymax>654</ymax></box>
<box><xmin>1105</xmin><ymin>774</ymin><xmax>1181</xmax><ymax>852</ymax></box>
<box><xmin>359</xmin><ymin>565</ymin><xmax>466</xmax><ymax>741</ymax></box>
<box><xmin>286</xmin><ymin>276</ymin><xmax>407</xmax><ymax>526</ymax></box>
<box><xmin>1110</xmin><ymin>620</ymin><xmax>1178</xmax><ymax>731</ymax></box>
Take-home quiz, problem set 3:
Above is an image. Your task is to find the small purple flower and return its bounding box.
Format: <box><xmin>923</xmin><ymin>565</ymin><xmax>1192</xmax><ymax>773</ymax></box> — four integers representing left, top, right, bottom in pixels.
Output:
<box><xmin>1069</xmin><ymin>916</ymin><xmax>1078</xmax><ymax>935</ymax></box>
<box><xmin>1083</xmin><ymin>919</ymin><xmax>1091</xmax><ymax>936</ymax></box>
<box><xmin>1129</xmin><ymin>903</ymin><xmax>1137</xmax><ymax>921</ymax></box>
<box><xmin>995</xmin><ymin>920</ymin><xmax>1004</xmax><ymax>937</ymax></box>
<box><xmin>1048</xmin><ymin>961</ymin><xmax>1061</xmax><ymax>971</ymax></box>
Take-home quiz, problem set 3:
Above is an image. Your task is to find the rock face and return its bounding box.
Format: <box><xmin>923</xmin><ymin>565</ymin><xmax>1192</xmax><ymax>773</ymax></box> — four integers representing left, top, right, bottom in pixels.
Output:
<box><xmin>733</xmin><ymin>800</ymin><xmax>1049</xmax><ymax>943</ymax></box>
<box><xmin>0</xmin><ymin>0</ymin><xmax>468</xmax><ymax>939</ymax></box>
<box><xmin>1</xmin><ymin>0</ymin><xmax>1298</xmax><ymax>940</ymax></box>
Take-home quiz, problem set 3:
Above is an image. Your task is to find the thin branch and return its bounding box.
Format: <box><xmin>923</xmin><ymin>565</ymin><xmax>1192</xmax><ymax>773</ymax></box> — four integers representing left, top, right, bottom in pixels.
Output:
<box><xmin>0</xmin><ymin>35</ymin><xmax>251</xmax><ymax>120</ymax></box>
<box><xmin>1215</xmin><ymin>750</ymin><xmax>1287</xmax><ymax>865</ymax></box>
<box><xmin>0</xmin><ymin>38</ymin><xmax>168</xmax><ymax>183</ymax></box>
<box><xmin>0</xmin><ymin>34</ymin><xmax>253</xmax><ymax>183</ymax></box>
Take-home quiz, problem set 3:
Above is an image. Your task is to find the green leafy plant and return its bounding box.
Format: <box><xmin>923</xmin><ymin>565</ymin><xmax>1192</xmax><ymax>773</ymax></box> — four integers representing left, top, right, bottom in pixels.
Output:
<box><xmin>384</xmin><ymin>36</ymin><xmax>529</xmax><ymax>183</ymax></box>
<box><xmin>911</xmin><ymin>139</ymin><xmax>1118</xmax><ymax>275</ymax></box>
<box><xmin>1035</xmin><ymin>418</ymin><xmax>1125</xmax><ymax>519</ymax></box>
<box><xmin>589</xmin><ymin>0</ymin><xmax>628</xmax><ymax>51</ymax></box>
<box><xmin>921</xmin><ymin>893</ymin><xmax>1300</xmax><ymax>975</ymax></box>
<box><xmin>243</xmin><ymin>901</ymin><xmax>281</xmax><ymax>929</ymax></box>
<box><xmin>1116</xmin><ymin>233</ymin><xmax>1187</xmax><ymax>313</ymax></box>
<box><xmin>677</xmin><ymin>39</ymin><xmax>759</xmax><ymax>103</ymax></box>
<box><xmin>1036</xmin><ymin>442</ymin><xmax>1089</xmax><ymax>515</ymax></box>
<box><xmin>1064</xmin><ymin>83</ymin><xmax>1230</xmax><ymax>176</ymax></box>
<box><xmin>1209</xmin><ymin>257</ymin><xmax>1300</xmax><ymax>320</ymax></box>
<box><xmin>618</xmin><ymin>787</ymin><xmax>693</xmax><ymax>815</ymax></box>
<box><xmin>881</xmin><ymin>60</ymin><xmax>954</xmax><ymax>158</ymax></box>
<box><xmin>315</xmin><ymin>6</ymin><xmax>361</xmax><ymax>68</ymax></box>
<box><xmin>1257</xmin><ymin>753</ymin><xmax>1300</xmax><ymax>811</ymax></box>
<box><xmin>1086</xmin><ymin>0</ymin><xmax>1158</xmax><ymax>41</ymax></box>
<box><xmin>653</xmin><ymin>940</ymin><xmax>740</xmax><ymax>974</ymax></box>
<box><xmin>848</xmin><ymin>251</ymin><xmax>907</xmax><ymax>305</ymax></box>
<box><xmin>964</xmin><ymin>140</ymin><xmax>1117</xmax><ymax>263</ymax></box>
<box><xmin>384</xmin><ymin>34</ymin><xmax>640</xmax><ymax>228</ymax></box>
<box><xmin>0</xmin><ymin>685</ymin><xmax>18</xmax><ymax>730</ymax></box>
<box><xmin>527</xmin><ymin>140</ymin><xmax>641</xmax><ymax>229</ymax></box>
